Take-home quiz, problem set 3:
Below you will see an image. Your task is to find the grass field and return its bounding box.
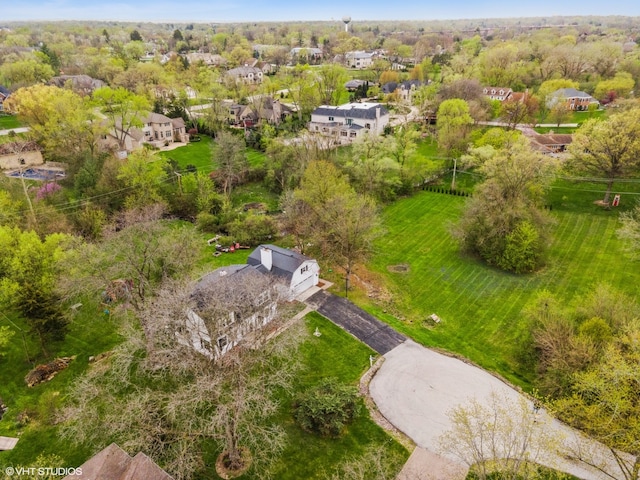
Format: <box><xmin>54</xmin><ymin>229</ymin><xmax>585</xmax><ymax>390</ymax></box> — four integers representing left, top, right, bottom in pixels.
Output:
<box><xmin>356</xmin><ymin>191</ymin><xmax>640</xmax><ymax>389</ymax></box>
<box><xmin>0</xmin><ymin>297</ymin><xmax>124</xmax><ymax>468</ymax></box>
<box><xmin>0</xmin><ymin>114</ymin><xmax>22</xmax><ymax>130</ymax></box>
<box><xmin>160</xmin><ymin>136</ymin><xmax>215</xmax><ymax>172</ymax></box>
<box><xmin>159</xmin><ymin>135</ymin><xmax>267</xmax><ymax>173</ymax></box>
<box><xmin>266</xmin><ymin>312</ymin><xmax>408</xmax><ymax>479</ymax></box>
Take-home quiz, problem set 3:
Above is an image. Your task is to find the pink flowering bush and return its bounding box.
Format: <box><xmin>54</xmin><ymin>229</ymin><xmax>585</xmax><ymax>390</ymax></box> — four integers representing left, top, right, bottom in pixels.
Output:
<box><xmin>36</xmin><ymin>182</ymin><xmax>62</xmax><ymax>200</ymax></box>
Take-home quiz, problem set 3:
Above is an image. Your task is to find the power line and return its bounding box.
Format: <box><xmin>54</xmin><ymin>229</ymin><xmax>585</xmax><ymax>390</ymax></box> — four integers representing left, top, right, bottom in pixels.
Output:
<box><xmin>8</xmin><ymin>162</ymin><xmax>217</xmax><ymax>219</ymax></box>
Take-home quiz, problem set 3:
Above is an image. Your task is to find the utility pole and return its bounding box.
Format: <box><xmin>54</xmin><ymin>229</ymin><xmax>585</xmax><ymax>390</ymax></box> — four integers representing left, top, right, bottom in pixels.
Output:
<box><xmin>174</xmin><ymin>171</ymin><xmax>183</xmax><ymax>194</ymax></box>
<box><xmin>19</xmin><ymin>165</ymin><xmax>37</xmax><ymax>226</ymax></box>
<box><xmin>451</xmin><ymin>157</ymin><xmax>458</xmax><ymax>191</ymax></box>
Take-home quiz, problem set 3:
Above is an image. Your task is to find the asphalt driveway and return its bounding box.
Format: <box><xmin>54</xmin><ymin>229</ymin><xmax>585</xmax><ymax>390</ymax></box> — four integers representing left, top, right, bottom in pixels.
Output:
<box><xmin>306</xmin><ymin>290</ymin><xmax>406</xmax><ymax>354</ymax></box>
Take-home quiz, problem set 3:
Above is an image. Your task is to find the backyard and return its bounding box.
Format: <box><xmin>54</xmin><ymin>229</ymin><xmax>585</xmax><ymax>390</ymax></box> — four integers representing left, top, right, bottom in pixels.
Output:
<box><xmin>0</xmin><ymin>114</ymin><xmax>21</xmax><ymax>130</ymax></box>
<box><xmin>0</xmin><ymin>245</ymin><xmax>407</xmax><ymax>478</ymax></box>
<box><xmin>347</xmin><ymin>189</ymin><xmax>639</xmax><ymax>389</ymax></box>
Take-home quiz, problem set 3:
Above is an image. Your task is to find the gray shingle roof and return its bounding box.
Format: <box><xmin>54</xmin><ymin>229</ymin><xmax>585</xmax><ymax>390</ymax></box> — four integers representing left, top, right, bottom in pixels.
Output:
<box><xmin>552</xmin><ymin>88</ymin><xmax>592</xmax><ymax>98</ymax></box>
<box><xmin>247</xmin><ymin>244</ymin><xmax>311</xmax><ymax>282</ymax></box>
<box><xmin>312</xmin><ymin>103</ymin><xmax>389</xmax><ymax>120</ymax></box>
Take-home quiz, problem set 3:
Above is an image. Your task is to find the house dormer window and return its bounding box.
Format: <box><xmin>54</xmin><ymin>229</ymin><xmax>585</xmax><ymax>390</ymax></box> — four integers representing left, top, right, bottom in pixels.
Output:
<box><xmin>217</xmin><ymin>335</ymin><xmax>228</xmax><ymax>350</ymax></box>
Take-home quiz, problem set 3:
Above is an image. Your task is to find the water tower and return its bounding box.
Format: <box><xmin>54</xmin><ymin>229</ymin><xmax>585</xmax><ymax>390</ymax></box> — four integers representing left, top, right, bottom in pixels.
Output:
<box><xmin>342</xmin><ymin>16</ymin><xmax>352</xmax><ymax>32</ymax></box>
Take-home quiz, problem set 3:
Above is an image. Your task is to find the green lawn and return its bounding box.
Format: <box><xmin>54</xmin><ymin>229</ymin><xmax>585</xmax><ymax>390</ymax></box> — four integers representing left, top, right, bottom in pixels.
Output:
<box><xmin>538</xmin><ymin>108</ymin><xmax>606</xmax><ymax>126</ymax></box>
<box><xmin>246</xmin><ymin>148</ymin><xmax>266</xmax><ymax>168</ymax></box>
<box><xmin>159</xmin><ymin>136</ymin><xmax>267</xmax><ymax>172</ymax></box>
<box><xmin>548</xmin><ymin>177</ymin><xmax>640</xmax><ymax>214</ymax></box>
<box><xmin>355</xmin><ymin>191</ymin><xmax>640</xmax><ymax>390</ymax></box>
<box><xmin>160</xmin><ymin>135</ymin><xmax>215</xmax><ymax>172</ymax></box>
<box><xmin>0</xmin><ymin>297</ymin><xmax>124</xmax><ymax>468</ymax></box>
<box><xmin>231</xmin><ymin>182</ymin><xmax>280</xmax><ymax>212</ymax></box>
<box><xmin>0</xmin><ymin>114</ymin><xmax>22</xmax><ymax>130</ymax></box>
<box><xmin>266</xmin><ymin>312</ymin><xmax>408</xmax><ymax>480</ymax></box>
<box><xmin>533</xmin><ymin>126</ymin><xmax>576</xmax><ymax>134</ymax></box>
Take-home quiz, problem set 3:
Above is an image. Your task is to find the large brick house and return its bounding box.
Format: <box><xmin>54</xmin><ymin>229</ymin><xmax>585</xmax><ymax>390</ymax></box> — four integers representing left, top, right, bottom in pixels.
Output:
<box><xmin>547</xmin><ymin>88</ymin><xmax>599</xmax><ymax>111</ymax></box>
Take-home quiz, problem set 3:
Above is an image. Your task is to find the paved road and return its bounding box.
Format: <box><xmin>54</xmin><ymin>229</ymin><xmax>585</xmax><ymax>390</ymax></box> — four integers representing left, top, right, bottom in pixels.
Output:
<box><xmin>305</xmin><ymin>290</ymin><xmax>406</xmax><ymax>355</ymax></box>
<box><xmin>370</xmin><ymin>340</ymin><xmax>626</xmax><ymax>480</ymax></box>
<box><xmin>0</xmin><ymin>127</ymin><xmax>29</xmax><ymax>136</ymax></box>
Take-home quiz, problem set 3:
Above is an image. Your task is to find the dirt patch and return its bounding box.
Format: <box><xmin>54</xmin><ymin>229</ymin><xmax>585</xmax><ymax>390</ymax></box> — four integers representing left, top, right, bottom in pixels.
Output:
<box><xmin>387</xmin><ymin>264</ymin><xmax>410</xmax><ymax>273</ymax></box>
<box><xmin>243</xmin><ymin>202</ymin><xmax>267</xmax><ymax>212</ymax></box>
<box><xmin>215</xmin><ymin>447</ymin><xmax>252</xmax><ymax>479</ymax></box>
<box><xmin>351</xmin><ymin>266</ymin><xmax>392</xmax><ymax>303</ymax></box>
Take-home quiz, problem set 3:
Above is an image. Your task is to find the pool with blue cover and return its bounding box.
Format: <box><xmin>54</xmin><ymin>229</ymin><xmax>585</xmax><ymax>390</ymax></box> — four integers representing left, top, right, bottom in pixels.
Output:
<box><xmin>6</xmin><ymin>168</ymin><xmax>66</xmax><ymax>181</ymax></box>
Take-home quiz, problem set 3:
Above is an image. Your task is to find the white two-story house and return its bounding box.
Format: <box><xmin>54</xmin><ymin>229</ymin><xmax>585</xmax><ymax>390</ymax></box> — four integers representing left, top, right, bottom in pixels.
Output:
<box><xmin>308</xmin><ymin>102</ymin><xmax>390</xmax><ymax>143</ymax></box>
<box><xmin>179</xmin><ymin>245</ymin><xmax>319</xmax><ymax>360</ymax></box>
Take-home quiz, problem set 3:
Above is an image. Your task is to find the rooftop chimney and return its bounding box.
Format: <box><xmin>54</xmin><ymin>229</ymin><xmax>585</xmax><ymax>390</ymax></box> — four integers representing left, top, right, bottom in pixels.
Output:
<box><xmin>260</xmin><ymin>247</ymin><xmax>273</xmax><ymax>271</ymax></box>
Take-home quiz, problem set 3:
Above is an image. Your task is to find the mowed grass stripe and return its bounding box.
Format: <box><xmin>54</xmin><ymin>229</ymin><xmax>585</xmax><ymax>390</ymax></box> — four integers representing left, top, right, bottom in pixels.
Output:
<box><xmin>363</xmin><ymin>191</ymin><xmax>639</xmax><ymax>389</ymax></box>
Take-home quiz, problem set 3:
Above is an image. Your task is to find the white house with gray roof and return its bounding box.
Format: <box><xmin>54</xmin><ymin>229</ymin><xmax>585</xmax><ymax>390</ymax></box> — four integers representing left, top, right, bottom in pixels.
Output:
<box><xmin>247</xmin><ymin>244</ymin><xmax>320</xmax><ymax>299</ymax></box>
<box><xmin>309</xmin><ymin>102</ymin><xmax>390</xmax><ymax>142</ymax></box>
<box><xmin>345</xmin><ymin>51</ymin><xmax>374</xmax><ymax>69</ymax></box>
<box><xmin>179</xmin><ymin>245</ymin><xmax>319</xmax><ymax>359</ymax></box>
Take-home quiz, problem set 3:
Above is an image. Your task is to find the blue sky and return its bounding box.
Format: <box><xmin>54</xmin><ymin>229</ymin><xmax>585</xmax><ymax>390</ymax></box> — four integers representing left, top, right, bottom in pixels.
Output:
<box><xmin>3</xmin><ymin>0</ymin><xmax>640</xmax><ymax>23</ymax></box>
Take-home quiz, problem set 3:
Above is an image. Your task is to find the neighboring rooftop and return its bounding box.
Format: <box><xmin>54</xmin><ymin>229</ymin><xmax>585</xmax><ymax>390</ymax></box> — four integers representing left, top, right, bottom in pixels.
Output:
<box><xmin>62</xmin><ymin>443</ymin><xmax>174</xmax><ymax>480</ymax></box>
<box><xmin>312</xmin><ymin>102</ymin><xmax>389</xmax><ymax>120</ymax></box>
<box><xmin>551</xmin><ymin>88</ymin><xmax>593</xmax><ymax>98</ymax></box>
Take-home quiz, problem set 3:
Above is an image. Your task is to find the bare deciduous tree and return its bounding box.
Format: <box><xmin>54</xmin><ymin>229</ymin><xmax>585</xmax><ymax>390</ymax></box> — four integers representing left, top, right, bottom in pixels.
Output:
<box><xmin>438</xmin><ymin>391</ymin><xmax>562</xmax><ymax>480</ymax></box>
<box><xmin>61</xmin><ymin>271</ymin><xmax>306</xmax><ymax>480</ymax></box>
<box><xmin>60</xmin><ymin>205</ymin><xmax>200</xmax><ymax>310</ymax></box>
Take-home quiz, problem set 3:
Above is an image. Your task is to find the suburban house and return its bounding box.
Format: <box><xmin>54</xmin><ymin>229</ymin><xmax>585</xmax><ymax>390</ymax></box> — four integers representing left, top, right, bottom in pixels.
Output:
<box><xmin>247</xmin><ymin>244</ymin><xmax>320</xmax><ymax>299</ymax></box>
<box><xmin>528</xmin><ymin>132</ymin><xmax>573</xmax><ymax>155</ymax></box>
<box><xmin>47</xmin><ymin>75</ymin><xmax>105</xmax><ymax>96</ymax></box>
<box><xmin>345</xmin><ymin>79</ymin><xmax>369</xmax><ymax>91</ymax></box>
<box><xmin>382</xmin><ymin>80</ymin><xmax>425</xmax><ymax>103</ymax></box>
<box><xmin>141</xmin><ymin>113</ymin><xmax>189</xmax><ymax>147</ymax></box>
<box><xmin>179</xmin><ymin>245</ymin><xmax>319</xmax><ymax>360</ymax></box>
<box><xmin>241</xmin><ymin>58</ymin><xmax>273</xmax><ymax>75</ymax></box>
<box><xmin>308</xmin><ymin>102</ymin><xmax>390</xmax><ymax>142</ymax></box>
<box><xmin>0</xmin><ymin>141</ymin><xmax>44</xmax><ymax>170</ymax></box>
<box><xmin>290</xmin><ymin>47</ymin><xmax>323</xmax><ymax>63</ymax></box>
<box><xmin>345</xmin><ymin>51</ymin><xmax>374</xmax><ymax>69</ymax></box>
<box><xmin>0</xmin><ymin>85</ymin><xmax>10</xmax><ymax>111</ymax></box>
<box><xmin>185</xmin><ymin>52</ymin><xmax>227</xmax><ymax>67</ymax></box>
<box><xmin>226</xmin><ymin>65</ymin><xmax>263</xmax><ymax>84</ymax></box>
<box><xmin>180</xmin><ymin>264</ymin><xmax>279</xmax><ymax>359</ymax></box>
<box><xmin>547</xmin><ymin>88</ymin><xmax>599</xmax><ymax>111</ymax></box>
<box><xmin>62</xmin><ymin>443</ymin><xmax>174</xmax><ymax>480</ymax></box>
<box><xmin>102</xmin><ymin>113</ymin><xmax>189</xmax><ymax>153</ymax></box>
<box><xmin>483</xmin><ymin>86</ymin><xmax>513</xmax><ymax>102</ymax></box>
<box><xmin>228</xmin><ymin>97</ymin><xmax>293</xmax><ymax>127</ymax></box>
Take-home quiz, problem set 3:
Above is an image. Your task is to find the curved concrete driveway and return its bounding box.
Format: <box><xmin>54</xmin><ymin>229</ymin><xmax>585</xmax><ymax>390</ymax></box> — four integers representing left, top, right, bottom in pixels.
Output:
<box><xmin>370</xmin><ymin>340</ymin><xmax>625</xmax><ymax>480</ymax></box>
